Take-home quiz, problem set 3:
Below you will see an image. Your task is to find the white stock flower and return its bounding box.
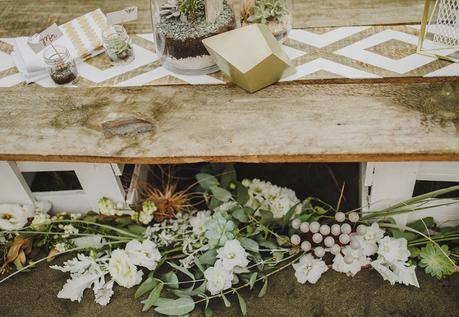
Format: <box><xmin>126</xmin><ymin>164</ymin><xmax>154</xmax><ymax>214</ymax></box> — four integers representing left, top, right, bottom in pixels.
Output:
<box><xmin>139</xmin><ymin>212</ymin><xmax>154</xmax><ymax>225</ymax></box>
<box><xmin>377</xmin><ymin>236</ymin><xmax>410</xmax><ymax>264</ymax></box>
<box><xmin>217</xmin><ymin>239</ymin><xmax>249</xmax><ymax>270</ymax></box>
<box><xmin>332</xmin><ymin>246</ymin><xmax>369</xmax><ymax>277</ymax></box>
<box><xmin>351</xmin><ymin>222</ymin><xmax>385</xmax><ymax>256</ymax></box>
<box><xmin>204</xmin><ymin>260</ymin><xmax>233</xmax><ymax>295</ymax></box>
<box><xmin>51</xmin><ymin>253</ymin><xmax>108</xmax><ymax>303</ymax></box>
<box><xmin>0</xmin><ymin>204</ymin><xmax>34</xmax><ymax>231</ymax></box>
<box><xmin>109</xmin><ymin>249</ymin><xmax>143</xmax><ymax>288</ymax></box>
<box><xmin>125</xmin><ymin>240</ymin><xmax>161</xmax><ymax>271</ymax></box>
<box><xmin>190</xmin><ymin>210</ymin><xmax>211</xmax><ymax>235</ymax></box>
<box><xmin>98</xmin><ymin>197</ymin><xmax>117</xmax><ymax>216</ymax></box>
<box><xmin>293</xmin><ymin>254</ymin><xmax>328</xmax><ymax>284</ymax></box>
<box><xmin>371</xmin><ymin>257</ymin><xmax>419</xmax><ymax>288</ymax></box>
<box><xmin>94</xmin><ymin>280</ymin><xmax>114</xmax><ymax>306</ymax></box>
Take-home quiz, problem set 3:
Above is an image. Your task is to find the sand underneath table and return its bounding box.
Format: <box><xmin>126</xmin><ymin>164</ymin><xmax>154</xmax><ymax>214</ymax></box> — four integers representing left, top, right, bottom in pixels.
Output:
<box><xmin>0</xmin><ymin>254</ymin><xmax>458</xmax><ymax>317</ymax></box>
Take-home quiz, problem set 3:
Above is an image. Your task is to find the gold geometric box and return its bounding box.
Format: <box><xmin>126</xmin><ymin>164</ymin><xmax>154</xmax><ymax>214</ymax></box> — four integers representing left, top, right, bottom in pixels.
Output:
<box><xmin>417</xmin><ymin>0</ymin><xmax>459</xmax><ymax>62</ymax></box>
<box><xmin>202</xmin><ymin>23</ymin><xmax>295</xmax><ymax>93</ymax></box>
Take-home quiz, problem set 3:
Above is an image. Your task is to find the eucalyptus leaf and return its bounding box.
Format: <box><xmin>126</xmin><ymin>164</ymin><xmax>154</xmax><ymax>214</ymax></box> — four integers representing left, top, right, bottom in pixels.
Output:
<box><xmin>210</xmin><ymin>186</ymin><xmax>232</xmax><ymax>202</ymax></box>
<box><xmin>258</xmin><ymin>240</ymin><xmax>278</xmax><ymax>250</ymax></box>
<box><xmin>239</xmin><ymin>237</ymin><xmax>259</xmax><ymax>253</ymax></box>
<box><xmin>258</xmin><ymin>278</ymin><xmax>268</xmax><ymax>297</ymax></box>
<box><xmin>282</xmin><ymin>203</ymin><xmax>300</xmax><ymax>225</ymax></box>
<box><xmin>199</xmin><ymin>249</ymin><xmax>217</xmax><ymax>265</ymax></box>
<box><xmin>236</xmin><ymin>182</ymin><xmax>250</xmax><ymax>205</ymax></box>
<box><xmin>408</xmin><ymin>217</ymin><xmax>435</xmax><ymax>232</ymax></box>
<box><xmin>194</xmin><ymin>257</ymin><xmax>205</xmax><ymax>273</ymax></box>
<box><xmin>160</xmin><ymin>271</ymin><xmax>179</xmax><ymax>289</ymax></box>
<box><xmin>196</xmin><ymin>173</ymin><xmax>220</xmax><ymax>190</ymax></box>
<box><xmin>237</xmin><ymin>292</ymin><xmax>247</xmax><ymax>316</ymax></box>
<box><xmin>127</xmin><ymin>224</ymin><xmax>146</xmax><ymax>236</ymax></box>
<box><xmin>168</xmin><ymin>262</ymin><xmax>195</xmax><ymax>281</ymax></box>
<box><xmin>154</xmin><ymin>296</ymin><xmax>195</xmax><ymax>316</ymax></box>
<box><xmin>135</xmin><ymin>276</ymin><xmax>159</xmax><ymax>299</ymax></box>
<box><xmin>141</xmin><ymin>282</ymin><xmax>164</xmax><ymax>312</ymax></box>
<box><xmin>209</xmin><ymin>197</ymin><xmax>223</xmax><ymax>210</ymax></box>
<box><xmin>259</xmin><ymin>210</ymin><xmax>273</xmax><ymax>225</ymax></box>
<box><xmin>249</xmin><ymin>272</ymin><xmax>258</xmax><ymax>289</ymax></box>
<box><xmin>221</xmin><ymin>293</ymin><xmax>231</xmax><ymax>307</ymax></box>
<box><xmin>232</xmin><ymin>207</ymin><xmax>249</xmax><ymax>223</ymax></box>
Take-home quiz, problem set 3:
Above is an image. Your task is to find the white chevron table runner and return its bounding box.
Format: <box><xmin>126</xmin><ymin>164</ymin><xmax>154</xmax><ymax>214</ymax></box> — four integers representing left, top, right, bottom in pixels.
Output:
<box><xmin>0</xmin><ymin>24</ymin><xmax>457</xmax><ymax>88</ymax></box>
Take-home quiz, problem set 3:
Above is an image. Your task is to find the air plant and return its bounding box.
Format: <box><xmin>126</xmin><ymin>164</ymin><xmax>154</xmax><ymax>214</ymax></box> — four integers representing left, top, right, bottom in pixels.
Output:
<box><xmin>141</xmin><ymin>166</ymin><xmax>204</xmax><ymax>220</ymax></box>
<box><xmin>246</xmin><ymin>0</ymin><xmax>289</xmax><ymax>24</ymax></box>
<box><xmin>160</xmin><ymin>0</ymin><xmax>184</xmax><ymax>21</ymax></box>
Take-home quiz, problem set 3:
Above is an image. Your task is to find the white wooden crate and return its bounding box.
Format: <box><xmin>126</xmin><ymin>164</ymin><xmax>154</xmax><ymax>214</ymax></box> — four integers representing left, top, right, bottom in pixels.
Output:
<box><xmin>0</xmin><ymin>161</ymin><xmax>148</xmax><ymax>213</ymax></box>
<box><xmin>361</xmin><ymin>162</ymin><xmax>459</xmax><ymax>227</ymax></box>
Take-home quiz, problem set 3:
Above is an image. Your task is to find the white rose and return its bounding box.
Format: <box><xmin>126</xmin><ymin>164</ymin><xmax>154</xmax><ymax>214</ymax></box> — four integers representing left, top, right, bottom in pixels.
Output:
<box><xmin>125</xmin><ymin>240</ymin><xmax>161</xmax><ymax>271</ymax></box>
<box><xmin>377</xmin><ymin>236</ymin><xmax>410</xmax><ymax>264</ymax></box>
<box><xmin>109</xmin><ymin>249</ymin><xmax>143</xmax><ymax>288</ymax></box>
<box><xmin>217</xmin><ymin>239</ymin><xmax>249</xmax><ymax>270</ymax></box>
<box><xmin>204</xmin><ymin>260</ymin><xmax>233</xmax><ymax>295</ymax></box>
<box><xmin>351</xmin><ymin>222</ymin><xmax>385</xmax><ymax>256</ymax></box>
<box><xmin>332</xmin><ymin>246</ymin><xmax>369</xmax><ymax>277</ymax></box>
<box><xmin>293</xmin><ymin>254</ymin><xmax>328</xmax><ymax>284</ymax></box>
<box><xmin>189</xmin><ymin>210</ymin><xmax>211</xmax><ymax>235</ymax></box>
<box><xmin>0</xmin><ymin>204</ymin><xmax>33</xmax><ymax>231</ymax></box>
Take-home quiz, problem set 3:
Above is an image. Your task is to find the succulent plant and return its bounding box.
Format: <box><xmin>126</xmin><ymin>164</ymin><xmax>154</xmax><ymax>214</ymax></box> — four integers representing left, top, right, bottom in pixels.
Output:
<box><xmin>246</xmin><ymin>0</ymin><xmax>288</xmax><ymax>24</ymax></box>
<box><xmin>178</xmin><ymin>0</ymin><xmax>205</xmax><ymax>21</ymax></box>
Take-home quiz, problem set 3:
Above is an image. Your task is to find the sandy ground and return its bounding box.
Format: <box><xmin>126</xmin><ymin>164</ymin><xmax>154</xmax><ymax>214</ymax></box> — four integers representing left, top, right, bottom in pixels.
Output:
<box><xmin>0</xmin><ymin>255</ymin><xmax>458</xmax><ymax>317</ymax></box>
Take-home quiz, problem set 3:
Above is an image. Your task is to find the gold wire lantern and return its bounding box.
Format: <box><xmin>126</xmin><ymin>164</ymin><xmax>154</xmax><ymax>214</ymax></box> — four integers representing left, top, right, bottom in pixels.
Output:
<box><xmin>417</xmin><ymin>0</ymin><xmax>459</xmax><ymax>62</ymax></box>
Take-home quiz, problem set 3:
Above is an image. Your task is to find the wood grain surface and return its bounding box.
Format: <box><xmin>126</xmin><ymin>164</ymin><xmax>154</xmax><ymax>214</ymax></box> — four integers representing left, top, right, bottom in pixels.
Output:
<box><xmin>0</xmin><ymin>0</ymin><xmax>425</xmax><ymax>36</ymax></box>
<box><xmin>0</xmin><ymin>80</ymin><xmax>458</xmax><ymax>163</ymax></box>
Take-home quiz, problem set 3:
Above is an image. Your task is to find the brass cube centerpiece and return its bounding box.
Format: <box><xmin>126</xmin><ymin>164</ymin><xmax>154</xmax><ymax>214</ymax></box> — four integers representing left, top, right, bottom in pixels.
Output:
<box><xmin>202</xmin><ymin>23</ymin><xmax>295</xmax><ymax>93</ymax></box>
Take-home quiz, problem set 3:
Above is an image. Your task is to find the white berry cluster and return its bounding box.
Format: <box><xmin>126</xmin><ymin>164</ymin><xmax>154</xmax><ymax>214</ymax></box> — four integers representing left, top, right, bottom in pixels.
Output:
<box><xmin>289</xmin><ymin>211</ymin><xmax>362</xmax><ymax>260</ymax></box>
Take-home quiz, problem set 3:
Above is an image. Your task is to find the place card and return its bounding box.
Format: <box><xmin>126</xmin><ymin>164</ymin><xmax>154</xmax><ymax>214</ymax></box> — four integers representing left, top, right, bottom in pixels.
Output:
<box><xmin>27</xmin><ymin>24</ymin><xmax>63</xmax><ymax>53</ymax></box>
<box><xmin>107</xmin><ymin>6</ymin><xmax>138</xmax><ymax>25</ymax></box>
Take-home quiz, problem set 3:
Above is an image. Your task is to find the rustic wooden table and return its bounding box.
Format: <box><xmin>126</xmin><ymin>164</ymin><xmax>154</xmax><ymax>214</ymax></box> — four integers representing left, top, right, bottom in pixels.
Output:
<box><xmin>0</xmin><ymin>0</ymin><xmax>457</xmax><ymax>164</ymax></box>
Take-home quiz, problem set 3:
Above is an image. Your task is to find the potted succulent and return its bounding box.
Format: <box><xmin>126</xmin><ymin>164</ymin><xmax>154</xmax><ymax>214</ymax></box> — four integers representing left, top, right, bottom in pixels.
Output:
<box><xmin>150</xmin><ymin>0</ymin><xmax>236</xmax><ymax>75</ymax></box>
<box><xmin>240</xmin><ymin>0</ymin><xmax>292</xmax><ymax>43</ymax></box>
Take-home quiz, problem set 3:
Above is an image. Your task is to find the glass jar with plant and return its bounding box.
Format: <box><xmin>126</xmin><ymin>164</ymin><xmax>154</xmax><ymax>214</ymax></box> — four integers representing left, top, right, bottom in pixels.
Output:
<box><xmin>102</xmin><ymin>25</ymin><xmax>135</xmax><ymax>65</ymax></box>
<box><xmin>150</xmin><ymin>0</ymin><xmax>236</xmax><ymax>75</ymax></box>
<box><xmin>43</xmin><ymin>45</ymin><xmax>78</xmax><ymax>85</ymax></box>
<box><xmin>240</xmin><ymin>0</ymin><xmax>292</xmax><ymax>42</ymax></box>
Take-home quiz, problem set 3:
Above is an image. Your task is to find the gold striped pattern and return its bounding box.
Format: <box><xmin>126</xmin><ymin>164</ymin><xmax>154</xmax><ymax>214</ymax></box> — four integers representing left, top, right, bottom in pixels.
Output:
<box><xmin>61</xmin><ymin>22</ymin><xmax>86</xmax><ymax>57</ymax></box>
<box><xmin>76</xmin><ymin>15</ymin><xmax>101</xmax><ymax>52</ymax></box>
<box><xmin>90</xmin><ymin>9</ymin><xmax>108</xmax><ymax>35</ymax></box>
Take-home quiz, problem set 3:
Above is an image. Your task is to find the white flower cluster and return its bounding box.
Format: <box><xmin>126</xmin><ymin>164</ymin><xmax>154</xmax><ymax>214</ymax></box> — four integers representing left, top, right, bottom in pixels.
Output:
<box><xmin>242</xmin><ymin>179</ymin><xmax>300</xmax><ymax>219</ymax></box>
<box><xmin>0</xmin><ymin>200</ymin><xmax>51</xmax><ymax>231</ymax></box>
<box><xmin>204</xmin><ymin>239</ymin><xmax>249</xmax><ymax>295</ymax></box>
<box><xmin>291</xmin><ymin>218</ymin><xmax>418</xmax><ymax>287</ymax></box>
<box><xmin>371</xmin><ymin>236</ymin><xmax>419</xmax><ymax>287</ymax></box>
<box><xmin>137</xmin><ymin>200</ymin><xmax>157</xmax><ymax>225</ymax></box>
<box><xmin>52</xmin><ymin>239</ymin><xmax>161</xmax><ymax>305</ymax></box>
<box><xmin>98</xmin><ymin>197</ymin><xmax>133</xmax><ymax>216</ymax></box>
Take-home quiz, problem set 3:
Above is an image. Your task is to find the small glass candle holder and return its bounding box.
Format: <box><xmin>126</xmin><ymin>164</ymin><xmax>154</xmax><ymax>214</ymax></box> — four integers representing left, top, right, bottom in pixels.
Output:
<box><xmin>102</xmin><ymin>25</ymin><xmax>135</xmax><ymax>65</ymax></box>
<box><xmin>43</xmin><ymin>45</ymin><xmax>78</xmax><ymax>85</ymax></box>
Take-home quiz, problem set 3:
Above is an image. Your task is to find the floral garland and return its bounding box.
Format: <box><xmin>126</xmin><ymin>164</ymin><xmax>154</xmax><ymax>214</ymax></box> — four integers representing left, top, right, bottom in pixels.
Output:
<box><xmin>0</xmin><ymin>166</ymin><xmax>458</xmax><ymax>316</ymax></box>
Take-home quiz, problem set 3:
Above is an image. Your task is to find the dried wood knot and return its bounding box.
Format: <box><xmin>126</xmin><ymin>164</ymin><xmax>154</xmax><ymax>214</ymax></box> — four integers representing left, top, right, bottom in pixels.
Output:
<box><xmin>102</xmin><ymin>117</ymin><xmax>156</xmax><ymax>137</ymax></box>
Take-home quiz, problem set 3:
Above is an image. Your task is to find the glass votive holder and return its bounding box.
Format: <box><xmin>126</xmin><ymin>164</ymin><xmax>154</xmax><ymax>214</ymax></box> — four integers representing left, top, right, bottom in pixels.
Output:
<box><xmin>102</xmin><ymin>25</ymin><xmax>135</xmax><ymax>65</ymax></box>
<box><xmin>43</xmin><ymin>45</ymin><xmax>78</xmax><ymax>85</ymax></box>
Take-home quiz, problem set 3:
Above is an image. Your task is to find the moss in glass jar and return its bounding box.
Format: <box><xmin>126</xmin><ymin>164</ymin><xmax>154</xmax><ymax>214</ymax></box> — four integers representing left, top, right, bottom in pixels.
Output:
<box><xmin>50</xmin><ymin>63</ymin><xmax>77</xmax><ymax>85</ymax></box>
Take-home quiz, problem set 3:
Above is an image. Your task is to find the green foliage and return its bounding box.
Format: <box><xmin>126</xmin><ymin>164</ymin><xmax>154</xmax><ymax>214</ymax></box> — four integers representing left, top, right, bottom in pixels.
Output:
<box><xmin>418</xmin><ymin>243</ymin><xmax>456</xmax><ymax>279</ymax></box>
<box><xmin>247</xmin><ymin>0</ymin><xmax>288</xmax><ymax>24</ymax></box>
<box><xmin>178</xmin><ymin>0</ymin><xmax>205</xmax><ymax>21</ymax></box>
<box><xmin>154</xmin><ymin>296</ymin><xmax>195</xmax><ymax>315</ymax></box>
